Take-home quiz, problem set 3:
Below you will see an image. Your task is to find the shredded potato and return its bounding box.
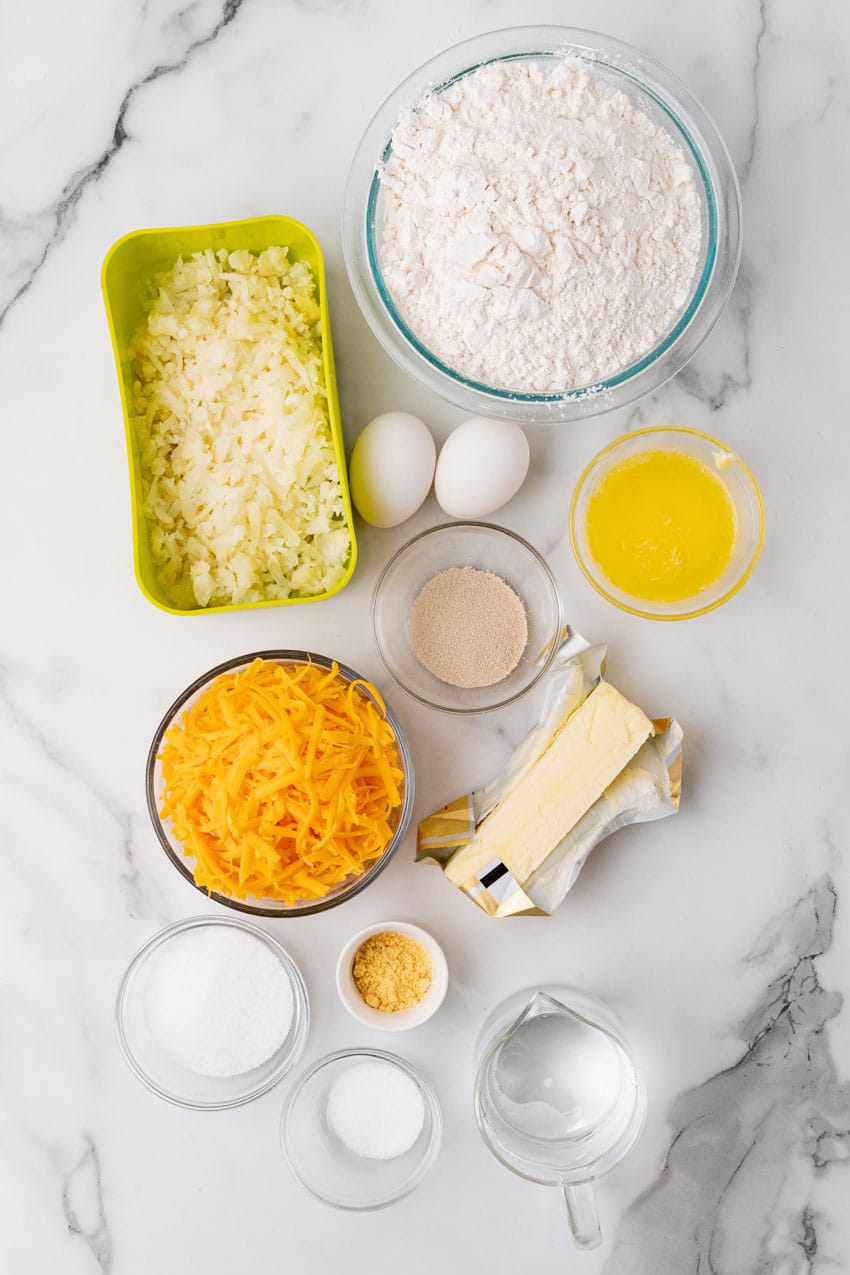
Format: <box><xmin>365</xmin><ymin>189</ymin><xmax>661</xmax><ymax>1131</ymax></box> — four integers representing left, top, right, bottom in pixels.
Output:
<box><xmin>130</xmin><ymin>246</ymin><xmax>351</xmax><ymax>609</ymax></box>
<box><xmin>158</xmin><ymin>659</ymin><xmax>404</xmax><ymax>904</ymax></box>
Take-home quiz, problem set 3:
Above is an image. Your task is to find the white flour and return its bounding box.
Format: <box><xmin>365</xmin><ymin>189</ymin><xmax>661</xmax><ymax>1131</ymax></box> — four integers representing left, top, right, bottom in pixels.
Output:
<box><xmin>379</xmin><ymin>57</ymin><xmax>703</xmax><ymax>394</ymax></box>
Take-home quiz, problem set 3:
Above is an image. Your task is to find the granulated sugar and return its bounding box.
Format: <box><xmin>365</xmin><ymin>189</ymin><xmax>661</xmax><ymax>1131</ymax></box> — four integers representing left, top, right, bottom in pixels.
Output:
<box><xmin>411</xmin><ymin>566</ymin><xmax>528</xmax><ymax>688</ymax></box>
<box><xmin>379</xmin><ymin>56</ymin><xmax>703</xmax><ymax>393</ymax></box>
<box><xmin>145</xmin><ymin>926</ymin><xmax>294</xmax><ymax>1077</ymax></box>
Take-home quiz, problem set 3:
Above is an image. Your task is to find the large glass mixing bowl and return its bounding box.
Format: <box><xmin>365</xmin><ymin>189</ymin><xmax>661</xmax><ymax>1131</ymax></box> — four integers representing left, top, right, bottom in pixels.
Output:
<box><xmin>343</xmin><ymin>26</ymin><xmax>742</xmax><ymax>423</ymax></box>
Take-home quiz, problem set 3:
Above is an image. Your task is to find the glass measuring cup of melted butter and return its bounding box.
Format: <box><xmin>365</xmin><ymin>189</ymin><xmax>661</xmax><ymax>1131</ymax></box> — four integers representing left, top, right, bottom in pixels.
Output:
<box><xmin>474</xmin><ymin>987</ymin><xmax>646</xmax><ymax>1250</ymax></box>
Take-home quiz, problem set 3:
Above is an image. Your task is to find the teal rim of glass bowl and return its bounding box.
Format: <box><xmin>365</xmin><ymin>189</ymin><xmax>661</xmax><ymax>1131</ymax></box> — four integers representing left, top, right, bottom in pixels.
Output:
<box><xmin>365</xmin><ymin>49</ymin><xmax>719</xmax><ymax>405</ymax></box>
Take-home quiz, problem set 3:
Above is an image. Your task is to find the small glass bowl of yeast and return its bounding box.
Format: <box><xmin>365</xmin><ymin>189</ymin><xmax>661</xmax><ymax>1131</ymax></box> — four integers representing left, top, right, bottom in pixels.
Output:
<box><xmin>371</xmin><ymin>523</ymin><xmax>563</xmax><ymax>713</ymax></box>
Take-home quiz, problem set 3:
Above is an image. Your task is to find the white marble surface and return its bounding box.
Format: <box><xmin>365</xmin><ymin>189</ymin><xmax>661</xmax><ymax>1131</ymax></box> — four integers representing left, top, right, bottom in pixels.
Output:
<box><xmin>2</xmin><ymin>1</ymin><xmax>849</xmax><ymax>1271</ymax></box>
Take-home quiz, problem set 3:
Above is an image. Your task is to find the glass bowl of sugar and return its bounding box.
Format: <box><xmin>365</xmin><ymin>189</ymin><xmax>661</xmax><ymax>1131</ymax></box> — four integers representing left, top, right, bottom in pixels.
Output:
<box><xmin>115</xmin><ymin>916</ymin><xmax>310</xmax><ymax>1110</ymax></box>
<box><xmin>281</xmin><ymin>1049</ymin><xmax>442</xmax><ymax>1210</ymax></box>
<box><xmin>371</xmin><ymin>522</ymin><xmax>563</xmax><ymax>713</ymax></box>
<box><xmin>343</xmin><ymin>26</ymin><xmax>741</xmax><ymax>423</ymax></box>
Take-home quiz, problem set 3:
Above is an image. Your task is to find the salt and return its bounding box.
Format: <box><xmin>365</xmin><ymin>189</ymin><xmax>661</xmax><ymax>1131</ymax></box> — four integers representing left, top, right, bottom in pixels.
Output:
<box><xmin>145</xmin><ymin>926</ymin><xmax>294</xmax><ymax>1077</ymax></box>
<box><xmin>326</xmin><ymin>1060</ymin><xmax>425</xmax><ymax>1159</ymax></box>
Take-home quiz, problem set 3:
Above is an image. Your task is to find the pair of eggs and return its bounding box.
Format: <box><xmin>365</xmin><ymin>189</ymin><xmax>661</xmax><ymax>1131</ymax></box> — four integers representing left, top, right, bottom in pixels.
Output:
<box><xmin>349</xmin><ymin>412</ymin><xmax>530</xmax><ymax>528</ymax></box>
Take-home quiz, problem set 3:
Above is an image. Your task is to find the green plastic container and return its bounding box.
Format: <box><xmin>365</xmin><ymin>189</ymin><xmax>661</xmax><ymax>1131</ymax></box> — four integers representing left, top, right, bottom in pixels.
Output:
<box><xmin>101</xmin><ymin>215</ymin><xmax>357</xmax><ymax>616</ymax></box>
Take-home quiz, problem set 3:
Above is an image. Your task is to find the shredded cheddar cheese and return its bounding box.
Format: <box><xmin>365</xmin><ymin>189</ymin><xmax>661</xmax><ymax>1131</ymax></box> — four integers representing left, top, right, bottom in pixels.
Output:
<box><xmin>158</xmin><ymin>658</ymin><xmax>403</xmax><ymax>904</ymax></box>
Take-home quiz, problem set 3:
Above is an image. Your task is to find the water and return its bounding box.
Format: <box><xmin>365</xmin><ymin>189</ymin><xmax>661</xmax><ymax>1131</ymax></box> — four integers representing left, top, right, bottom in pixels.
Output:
<box><xmin>489</xmin><ymin>1000</ymin><xmax>627</xmax><ymax>1139</ymax></box>
<box><xmin>475</xmin><ymin>991</ymin><xmax>645</xmax><ymax>1184</ymax></box>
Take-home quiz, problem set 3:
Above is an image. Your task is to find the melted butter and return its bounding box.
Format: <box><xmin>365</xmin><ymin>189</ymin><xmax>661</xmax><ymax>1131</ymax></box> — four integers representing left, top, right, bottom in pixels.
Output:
<box><xmin>585</xmin><ymin>449</ymin><xmax>737</xmax><ymax>603</ymax></box>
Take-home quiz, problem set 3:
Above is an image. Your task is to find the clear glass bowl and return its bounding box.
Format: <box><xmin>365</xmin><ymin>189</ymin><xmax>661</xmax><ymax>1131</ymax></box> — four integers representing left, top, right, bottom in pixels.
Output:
<box><xmin>281</xmin><ymin>1048</ymin><xmax>442</xmax><ymax>1210</ymax></box>
<box><xmin>371</xmin><ymin>523</ymin><xmax>563</xmax><ymax>713</ymax></box>
<box><xmin>145</xmin><ymin>650</ymin><xmax>414</xmax><ymax>916</ymax></box>
<box><xmin>343</xmin><ymin>26</ymin><xmax>742</xmax><ymax>423</ymax></box>
<box><xmin>115</xmin><ymin>916</ymin><xmax>310</xmax><ymax>1110</ymax></box>
<box><xmin>569</xmin><ymin>426</ymin><xmax>765</xmax><ymax>620</ymax></box>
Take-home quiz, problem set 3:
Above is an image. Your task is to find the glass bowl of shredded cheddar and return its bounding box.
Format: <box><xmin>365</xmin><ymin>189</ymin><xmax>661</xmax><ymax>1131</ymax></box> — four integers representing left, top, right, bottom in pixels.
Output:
<box><xmin>146</xmin><ymin>652</ymin><xmax>414</xmax><ymax>916</ymax></box>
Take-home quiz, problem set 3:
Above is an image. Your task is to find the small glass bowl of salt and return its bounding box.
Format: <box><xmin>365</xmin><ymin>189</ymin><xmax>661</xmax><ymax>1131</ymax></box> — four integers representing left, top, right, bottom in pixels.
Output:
<box><xmin>281</xmin><ymin>1049</ymin><xmax>442</xmax><ymax>1209</ymax></box>
<box><xmin>115</xmin><ymin>916</ymin><xmax>310</xmax><ymax>1110</ymax></box>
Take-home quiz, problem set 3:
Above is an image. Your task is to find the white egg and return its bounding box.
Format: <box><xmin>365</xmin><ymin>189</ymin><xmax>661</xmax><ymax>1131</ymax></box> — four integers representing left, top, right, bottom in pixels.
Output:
<box><xmin>349</xmin><ymin>412</ymin><xmax>436</xmax><ymax>528</ymax></box>
<box><xmin>435</xmin><ymin>417</ymin><xmax>530</xmax><ymax>519</ymax></box>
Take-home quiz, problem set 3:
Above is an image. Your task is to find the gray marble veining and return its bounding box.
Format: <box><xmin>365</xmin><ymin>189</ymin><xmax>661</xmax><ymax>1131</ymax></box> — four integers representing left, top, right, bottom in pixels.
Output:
<box><xmin>0</xmin><ymin>0</ymin><xmax>248</xmax><ymax>329</ymax></box>
<box><xmin>607</xmin><ymin>878</ymin><xmax>850</xmax><ymax>1273</ymax></box>
<box><xmin>61</xmin><ymin>1138</ymin><xmax>113</xmax><ymax>1274</ymax></box>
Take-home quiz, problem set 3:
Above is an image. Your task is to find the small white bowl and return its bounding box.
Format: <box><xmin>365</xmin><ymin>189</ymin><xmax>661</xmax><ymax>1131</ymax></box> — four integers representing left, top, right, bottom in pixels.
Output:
<box><xmin>336</xmin><ymin>921</ymin><xmax>448</xmax><ymax>1032</ymax></box>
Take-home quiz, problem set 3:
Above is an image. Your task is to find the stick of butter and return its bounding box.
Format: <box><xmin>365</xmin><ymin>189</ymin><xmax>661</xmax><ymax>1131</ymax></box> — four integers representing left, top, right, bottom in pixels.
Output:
<box><xmin>417</xmin><ymin>638</ymin><xmax>682</xmax><ymax>918</ymax></box>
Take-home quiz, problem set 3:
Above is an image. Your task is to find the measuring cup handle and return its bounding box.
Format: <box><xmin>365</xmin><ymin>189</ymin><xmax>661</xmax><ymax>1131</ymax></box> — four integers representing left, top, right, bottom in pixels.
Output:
<box><xmin>563</xmin><ymin>1182</ymin><xmax>602</xmax><ymax>1249</ymax></box>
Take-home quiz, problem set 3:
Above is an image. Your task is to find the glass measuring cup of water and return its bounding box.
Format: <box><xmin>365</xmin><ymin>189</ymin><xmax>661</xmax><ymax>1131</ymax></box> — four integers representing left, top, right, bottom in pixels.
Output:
<box><xmin>474</xmin><ymin>986</ymin><xmax>646</xmax><ymax>1249</ymax></box>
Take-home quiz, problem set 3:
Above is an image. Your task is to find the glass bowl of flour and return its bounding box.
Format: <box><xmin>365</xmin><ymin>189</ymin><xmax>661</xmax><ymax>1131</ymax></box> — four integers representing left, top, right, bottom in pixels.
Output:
<box><xmin>343</xmin><ymin>26</ymin><xmax>742</xmax><ymax>423</ymax></box>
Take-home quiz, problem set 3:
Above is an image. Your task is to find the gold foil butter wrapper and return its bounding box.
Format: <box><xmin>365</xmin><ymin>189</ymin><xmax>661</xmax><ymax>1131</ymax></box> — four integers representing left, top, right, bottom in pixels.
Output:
<box><xmin>416</xmin><ymin>632</ymin><xmax>682</xmax><ymax>917</ymax></box>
